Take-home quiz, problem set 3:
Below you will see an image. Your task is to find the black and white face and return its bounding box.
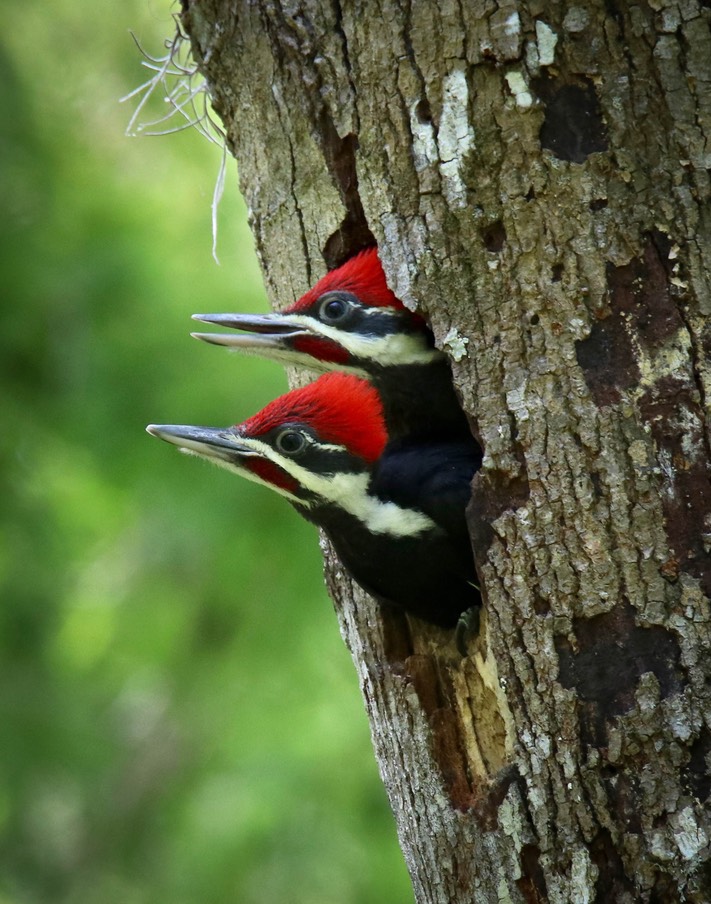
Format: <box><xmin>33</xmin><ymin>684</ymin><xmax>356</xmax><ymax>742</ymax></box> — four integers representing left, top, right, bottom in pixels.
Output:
<box><xmin>145</xmin><ymin>420</ymin><xmax>370</xmax><ymax>508</ymax></box>
<box><xmin>191</xmin><ymin>292</ymin><xmax>442</xmax><ymax>376</ymax></box>
<box><xmin>146</xmin><ymin>419</ymin><xmax>434</xmax><ymax>539</ymax></box>
<box><xmin>148</xmin><ymin>369</ymin><xmax>437</xmax><ymax>540</ymax></box>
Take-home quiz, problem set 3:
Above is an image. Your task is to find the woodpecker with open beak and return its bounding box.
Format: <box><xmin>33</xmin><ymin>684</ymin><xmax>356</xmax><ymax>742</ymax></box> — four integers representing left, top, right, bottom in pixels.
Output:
<box><xmin>147</xmin><ymin>373</ymin><xmax>481</xmax><ymax>631</ymax></box>
<box><xmin>191</xmin><ymin>247</ymin><xmax>471</xmax><ymax>443</ymax></box>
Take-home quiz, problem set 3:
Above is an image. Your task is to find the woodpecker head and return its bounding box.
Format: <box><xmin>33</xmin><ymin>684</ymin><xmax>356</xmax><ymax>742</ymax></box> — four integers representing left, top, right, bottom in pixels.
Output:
<box><xmin>147</xmin><ymin>373</ymin><xmax>390</xmax><ymax>510</ymax></box>
<box><xmin>191</xmin><ymin>247</ymin><xmax>442</xmax><ymax>377</ymax></box>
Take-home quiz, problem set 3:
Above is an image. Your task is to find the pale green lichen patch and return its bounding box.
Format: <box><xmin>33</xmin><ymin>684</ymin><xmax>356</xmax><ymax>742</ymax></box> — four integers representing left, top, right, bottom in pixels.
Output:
<box><xmin>535</xmin><ymin>21</ymin><xmax>558</xmax><ymax>67</ymax></box>
<box><xmin>438</xmin><ymin>69</ymin><xmax>475</xmax><ymax>206</ymax></box>
<box><xmin>505</xmin><ymin>71</ymin><xmax>534</xmax><ymax>109</ymax></box>
<box><xmin>442</xmin><ymin>326</ymin><xmax>470</xmax><ymax>361</ymax></box>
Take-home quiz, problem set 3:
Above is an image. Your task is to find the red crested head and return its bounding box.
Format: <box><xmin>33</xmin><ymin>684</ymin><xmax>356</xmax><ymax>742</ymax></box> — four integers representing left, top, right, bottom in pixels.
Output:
<box><xmin>285</xmin><ymin>247</ymin><xmax>403</xmax><ymax>314</ymax></box>
<box><xmin>238</xmin><ymin>373</ymin><xmax>388</xmax><ymax>463</ymax></box>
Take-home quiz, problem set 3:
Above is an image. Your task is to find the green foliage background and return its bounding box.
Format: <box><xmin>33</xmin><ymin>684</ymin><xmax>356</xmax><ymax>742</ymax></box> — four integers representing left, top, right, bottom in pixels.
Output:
<box><xmin>1</xmin><ymin>3</ymin><xmax>412</xmax><ymax>901</ymax></box>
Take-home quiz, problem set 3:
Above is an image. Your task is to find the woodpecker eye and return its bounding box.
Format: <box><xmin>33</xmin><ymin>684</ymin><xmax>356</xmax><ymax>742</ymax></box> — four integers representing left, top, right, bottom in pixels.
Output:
<box><xmin>275</xmin><ymin>429</ymin><xmax>306</xmax><ymax>456</ymax></box>
<box><xmin>318</xmin><ymin>293</ymin><xmax>351</xmax><ymax>324</ymax></box>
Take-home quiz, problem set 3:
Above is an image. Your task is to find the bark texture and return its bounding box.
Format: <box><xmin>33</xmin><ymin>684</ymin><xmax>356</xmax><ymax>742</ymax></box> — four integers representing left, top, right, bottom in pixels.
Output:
<box><xmin>182</xmin><ymin>1</ymin><xmax>711</xmax><ymax>901</ymax></box>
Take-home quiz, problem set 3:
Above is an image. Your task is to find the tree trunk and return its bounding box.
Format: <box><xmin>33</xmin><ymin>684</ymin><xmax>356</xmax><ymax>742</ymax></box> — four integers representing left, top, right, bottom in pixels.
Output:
<box><xmin>181</xmin><ymin>1</ymin><xmax>711</xmax><ymax>900</ymax></box>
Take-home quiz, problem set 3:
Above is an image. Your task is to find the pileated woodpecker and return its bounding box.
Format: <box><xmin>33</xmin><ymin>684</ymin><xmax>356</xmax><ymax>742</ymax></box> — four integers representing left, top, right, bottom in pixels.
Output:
<box><xmin>147</xmin><ymin>373</ymin><xmax>481</xmax><ymax>631</ymax></box>
<box><xmin>191</xmin><ymin>247</ymin><xmax>470</xmax><ymax>442</ymax></box>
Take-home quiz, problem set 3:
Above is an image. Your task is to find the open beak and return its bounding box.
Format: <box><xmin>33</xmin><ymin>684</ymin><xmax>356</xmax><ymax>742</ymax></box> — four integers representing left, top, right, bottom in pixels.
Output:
<box><xmin>190</xmin><ymin>312</ymin><xmax>311</xmax><ymax>350</ymax></box>
<box><xmin>146</xmin><ymin>424</ymin><xmax>257</xmax><ymax>463</ymax></box>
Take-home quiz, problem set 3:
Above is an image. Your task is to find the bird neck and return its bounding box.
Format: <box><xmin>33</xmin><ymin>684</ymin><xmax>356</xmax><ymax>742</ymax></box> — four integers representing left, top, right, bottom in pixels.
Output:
<box><xmin>371</xmin><ymin>358</ymin><xmax>470</xmax><ymax>440</ymax></box>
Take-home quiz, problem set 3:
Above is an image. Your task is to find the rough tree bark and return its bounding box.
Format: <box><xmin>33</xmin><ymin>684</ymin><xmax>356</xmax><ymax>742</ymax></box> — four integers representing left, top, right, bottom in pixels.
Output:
<box><xmin>181</xmin><ymin>2</ymin><xmax>711</xmax><ymax>901</ymax></box>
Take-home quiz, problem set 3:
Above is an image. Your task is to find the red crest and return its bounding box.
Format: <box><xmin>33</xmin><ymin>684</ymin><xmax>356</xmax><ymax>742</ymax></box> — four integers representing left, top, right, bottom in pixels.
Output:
<box><xmin>286</xmin><ymin>247</ymin><xmax>402</xmax><ymax>314</ymax></box>
<box><xmin>239</xmin><ymin>373</ymin><xmax>388</xmax><ymax>463</ymax></box>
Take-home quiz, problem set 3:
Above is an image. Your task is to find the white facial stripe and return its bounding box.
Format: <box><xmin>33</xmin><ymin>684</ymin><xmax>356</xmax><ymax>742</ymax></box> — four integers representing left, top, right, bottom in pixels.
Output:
<box><xmin>225</xmin><ymin>434</ymin><xmax>434</xmax><ymax>535</ymax></box>
<box><xmin>315</xmin><ymin>441</ymin><xmax>350</xmax><ymax>454</ymax></box>
<box><xmin>282</xmin><ymin>466</ymin><xmax>434</xmax><ymax>536</ymax></box>
<box><xmin>283</xmin><ymin>313</ymin><xmax>442</xmax><ymax>366</ymax></box>
<box><xmin>351</xmin><ymin>332</ymin><xmax>441</xmax><ymax>366</ymax></box>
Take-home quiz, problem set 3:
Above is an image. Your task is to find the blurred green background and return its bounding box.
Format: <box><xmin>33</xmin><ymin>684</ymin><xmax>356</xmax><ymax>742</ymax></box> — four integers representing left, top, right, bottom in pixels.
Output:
<box><xmin>1</xmin><ymin>2</ymin><xmax>412</xmax><ymax>901</ymax></box>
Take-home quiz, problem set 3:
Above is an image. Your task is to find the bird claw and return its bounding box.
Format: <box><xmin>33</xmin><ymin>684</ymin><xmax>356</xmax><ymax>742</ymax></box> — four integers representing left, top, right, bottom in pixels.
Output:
<box><xmin>455</xmin><ymin>605</ymin><xmax>481</xmax><ymax>657</ymax></box>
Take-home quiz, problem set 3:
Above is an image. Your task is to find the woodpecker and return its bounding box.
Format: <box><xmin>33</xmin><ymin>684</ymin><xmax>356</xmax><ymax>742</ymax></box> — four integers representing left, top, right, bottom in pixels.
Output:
<box><xmin>147</xmin><ymin>373</ymin><xmax>481</xmax><ymax>631</ymax></box>
<box><xmin>191</xmin><ymin>247</ymin><xmax>471</xmax><ymax>442</ymax></box>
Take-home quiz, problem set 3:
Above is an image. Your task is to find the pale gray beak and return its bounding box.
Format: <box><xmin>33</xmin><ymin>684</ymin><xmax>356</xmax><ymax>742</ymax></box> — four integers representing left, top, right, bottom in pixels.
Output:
<box><xmin>190</xmin><ymin>312</ymin><xmax>310</xmax><ymax>349</ymax></box>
